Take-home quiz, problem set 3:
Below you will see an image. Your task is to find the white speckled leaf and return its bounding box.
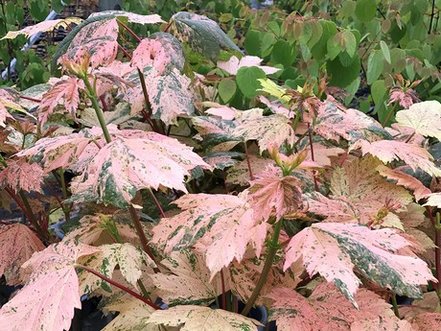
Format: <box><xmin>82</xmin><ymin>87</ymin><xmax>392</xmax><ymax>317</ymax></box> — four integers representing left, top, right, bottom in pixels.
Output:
<box><xmin>78</xmin><ymin>243</ymin><xmax>155</xmax><ymax>295</ymax></box>
<box><xmin>70</xmin><ymin>128</ymin><xmax>209</xmax><ymax>208</ymax></box>
<box><xmin>0</xmin><ymin>159</ymin><xmax>44</xmax><ymax>193</ymax></box>
<box><xmin>396</xmin><ymin>101</ymin><xmax>441</xmax><ymax>140</ymax></box>
<box><xmin>2</xmin><ymin>18</ymin><xmax>82</xmax><ymax>40</ymax></box>
<box><xmin>169</xmin><ymin>12</ymin><xmax>240</xmax><ymax>60</ymax></box>
<box><xmin>284</xmin><ymin>222</ymin><xmax>436</xmax><ymax>305</ymax></box>
<box><xmin>90</xmin><ymin>10</ymin><xmax>164</xmax><ymax>25</ymax></box>
<box><xmin>148</xmin><ymin>305</ymin><xmax>260</xmax><ymax>331</ymax></box>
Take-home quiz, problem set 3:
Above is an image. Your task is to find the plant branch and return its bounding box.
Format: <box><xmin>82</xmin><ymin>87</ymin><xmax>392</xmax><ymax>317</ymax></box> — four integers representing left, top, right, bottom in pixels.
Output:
<box><xmin>75</xmin><ymin>264</ymin><xmax>160</xmax><ymax>309</ymax></box>
<box><xmin>391</xmin><ymin>293</ymin><xmax>400</xmax><ymax>318</ymax></box>
<box><xmin>307</xmin><ymin>124</ymin><xmax>319</xmax><ymax>191</ymax></box>
<box><xmin>147</xmin><ymin>188</ymin><xmax>166</xmax><ymax>218</ymax></box>
<box><xmin>220</xmin><ymin>269</ymin><xmax>226</xmax><ymax>310</ymax></box>
<box><xmin>241</xmin><ymin>218</ymin><xmax>284</xmax><ymax>316</ymax></box>
<box><xmin>429</xmin><ymin>0</ymin><xmax>436</xmax><ymax>34</ymax></box>
<box><xmin>117</xmin><ymin>19</ymin><xmax>142</xmax><ymax>42</ymax></box>
<box><xmin>244</xmin><ymin>141</ymin><xmax>254</xmax><ymax>181</ymax></box>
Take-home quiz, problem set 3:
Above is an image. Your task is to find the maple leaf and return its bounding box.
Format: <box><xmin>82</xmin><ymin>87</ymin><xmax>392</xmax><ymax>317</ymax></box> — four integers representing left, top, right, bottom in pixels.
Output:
<box><xmin>226</xmin><ymin>155</ymin><xmax>274</xmax><ymax>186</ymax></box>
<box><xmin>78</xmin><ymin>243</ymin><xmax>155</xmax><ymax>295</ymax></box>
<box><xmin>389</xmin><ymin>88</ymin><xmax>419</xmax><ymax>109</ymax></box>
<box><xmin>217</xmin><ymin>55</ymin><xmax>280</xmax><ymax>75</ymax></box>
<box><xmin>70</xmin><ymin>127</ymin><xmax>209</xmax><ymax>208</ymax></box>
<box><xmin>0</xmin><ymin>241</ymin><xmax>98</xmax><ymax>331</ymax></box>
<box><xmin>90</xmin><ymin>10</ymin><xmax>164</xmax><ymax>25</ymax></box>
<box><xmin>131</xmin><ymin>34</ymin><xmax>184</xmax><ymax>75</ymax></box>
<box><xmin>149</xmin><ymin>250</ymin><xmax>223</xmax><ymax>306</ymax></box>
<box><xmin>376</xmin><ymin>165</ymin><xmax>431</xmax><ymax>201</ymax></box>
<box><xmin>152</xmin><ymin>193</ymin><xmax>264</xmax><ymax>277</ymax></box>
<box><xmin>64</xmin><ymin>214</ymin><xmax>139</xmax><ymax>246</ymax></box>
<box><xmin>330</xmin><ymin>156</ymin><xmax>412</xmax><ymax>225</ymax></box>
<box><xmin>351</xmin><ymin>139</ymin><xmax>441</xmax><ymax>177</ymax></box>
<box><xmin>16</xmin><ymin>129</ymin><xmax>94</xmax><ymax>173</ymax></box>
<box><xmin>315</xmin><ymin>101</ymin><xmax>391</xmax><ymax>143</ymax></box>
<box><xmin>169</xmin><ymin>12</ymin><xmax>241</xmax><ymax>60</ymax></box>
<box><xmin>395</xmin><ymin>100</ymin><xmax>441</xmax><ymax>140</ymax></box>
<box><xmin>148</xmin><ymin>305</ymin><xmax>260</xmax><ymax>330</ymax></box>
<box><xmin>62</xmin><ymin>18</ymin><xmax>119</xmax><ymax>69</ymax></box>
<box><xmin>0</xmin><ymin>223</ymin><xmax>44</xmax><ymax>284</ymax></box>
<box><xmin>101</xmin><ymin>295</ymin><xmax>155</xmax><ymax>331</ymax></box>
<box><xmin>0</xmin><ymin>104</ymin><xmax>13</xmax><ymax>127</ymax></box>
<box><xmin>305</xmin><ymin>192</ymin><xmax>358</xmax><ymax>223</ymax></box>
<box><xmin>124</xmin><ymin>67</ymin><xmax>194</xmax><ymax>125</ymax></box>
<box><xmin>1</xmin><ymin>18</ymin><xmax>82</xmax><ymax>40</ymax></box>
<box><xmin>38</xmin><ymin>77</ymin><xmax>84</xmax><ymax>125</ymax></box>
<box><xmin>248</xmin><ymin>165</ymin><xmax>303</xmax><ymax>221</ymax></box>
<box><xmin>0</xmin><ymin>159</ymin><xmax>44</xmax><ymax>193</ymax></box>
<box><xmin>423</xmin><ymin>193</ymin><xmax>441</xmax><ymax>208</ymax></box>
<box><xmin>284</xmin><ymin>222</ymin><xmax>436</xmax><ymax>305</ymax></box>
<box><xmin>266</xmin><ymin>283</ymin><xmax>411</xmax><ymax>331</ymax></box>
<box><xmin>234</xmin><ymin>114</ymin><xmax>296</xmax><ymax>153</ymax></box>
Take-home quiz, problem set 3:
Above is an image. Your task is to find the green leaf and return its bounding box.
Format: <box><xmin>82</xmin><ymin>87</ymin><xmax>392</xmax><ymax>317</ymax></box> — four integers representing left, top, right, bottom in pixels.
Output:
<box><xmin>342</xmin><ymin>30</ymin><xmax>357</xmax><ymax>58</ymax></box>
<box><xmin>367</xmin><ymin>50</ymin><xmax>384</xmax><ymax>85</ymax></box>
<box><xmin>218</xmin><ymin>79</ymin><xmax>237</xmax><ymax>103</ymax></box>
<box><xmin>371</xmin><ymin>80</ymin><xmax>387</xmax><ymax>105</ymax></box>
<box><xmin>326</xmin><ymin>34</ymin><xmax>343</xmax><ymax>60</ymax></box>
<box><xmin>311</xmin><ymin>20</ymin><xmax>337</xmax><ymax>60</ymax></box>
<box><xmin>236</xmin><ymin>67</ymin><xmax>266</xmax><ymax>98</ymax></box>
<box><xmin>170</xmin><ymin>12</ymin><xmax>240</xmax><ymax>60</ymax></box>
<box><xmin>379</xmin><ymin>41</ymin><xmax>391</xmax><ymax>64</ymax></box>
<box><xmin>271</xmin><ymin>40</ymin><xmax>295</xmax><ymax>67</ymax></box>
<box><xmin>244</xmin><ymin>30</ymin><xmax>262</xmax><ymax>56</ymax></box>
<box><xmin>355</xmin><ymin>0</ymin><xmax>376</xmax><ymax>22</ymax></box>
<box><xmin>327</xmin><ymin>55</ymin><xmax>360</xmax><ymax>88</ymax></box>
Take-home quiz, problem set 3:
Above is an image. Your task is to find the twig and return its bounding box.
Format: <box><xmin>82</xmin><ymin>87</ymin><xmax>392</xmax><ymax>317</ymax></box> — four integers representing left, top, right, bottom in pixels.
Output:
<box><xmin>244</xmin><ymin>141</ymin><xmax>254</xmax><ymax>181</ymax></box>
<box><xmin>429</xmin><ymin>0</ymin><xmax>436</xmax><ymax>34</ymax></box>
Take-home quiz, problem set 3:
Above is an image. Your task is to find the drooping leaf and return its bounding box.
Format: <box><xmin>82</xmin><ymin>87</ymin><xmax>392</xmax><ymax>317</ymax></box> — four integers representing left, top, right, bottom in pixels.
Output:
<box><xmin>266</xmin><ymin>283</ymin><xmax>411</xmax><ymax>331</ymax></box>
<box><xmin>62</xmin><ymin>18</ymin><xmax>119</xmax><ymax>69</ymax></box>
<box><xmin>101</xmin><ymin>295</ymin><xmax>156</xmax><ymax>331</ymax></box>
<box><xmin>78</xmin><ymin>243</ymin><xmax>155</xmax><ymax>295</ymax></box>
<box><xmin>0</xmin><ymin>159</ymin><xmax>44</xmax><ymax>193</ymax></box>
<box><xmin>1</xmin><ymin>18</ymin><xmax>82</xmax><ymax>40</ymax></box>
<box><xmin>147</xmin><ymin>305</ymin><xmax>260</xmax><ymax>331</ymax></box>
<box><xmin>0</xmin><ymin>242</ymin><xmax>98</xmax><ymax>331</ymax></box>
<box><xmin>217</xmin><ymin>55</ymin><xmax>280</xmax><ymax>76</ymax></box>
<box><xmin>315</xmin><ymin>101</ymin><xmax>390</xmax><ymax>143</ymax></box>
<box><xmin>124</xmin><ymin>67</ymin><xmax>194</xmax><ymax>125</ymax></box>
<box><xmin>169</xmin><ymin>12</ymin><xmax>241</xmax><ymax>60</ymax></box>
<box><xmin>152</xmin><ymin>193</ymin><xmax>264</xmax><ymax>277</ymax></box>
<box><xmin>351</xmin><ymin>139</ymin><xmax>441</xmax><ymax>177</ymax></box>
<box><xmin>284</xmin><ymin>222</ymin><xmax>436</xmax><ymax>304</ymax></box>
<box><xmin>70</xmin><ymin>127</ymin><xmax>209</xmax><ymax>208</ymax></box>
<box><xmin>330</xmin><ymin>157</ymin><xmax>412</xmax><ymax>224</ymax></box>
<box><xmin>38</xmin><ymin>77</ymin><xmax>84</xmax><ymax>125</ymax></box>
<box><xmin>376</xmin><ymin>165</ymin><xmax>431</xmax><ymax>201</ymax></box>
<box><xmin>0</xmin><ymin>223</ymin><xmax>44</xmax><ymax>284</ymax></box>
<box><xmin>149</xmin><ymin>250</ymin><xmax>223</xmax><ymax>306</ymax></box>
<box><xmin>89</xmin><ymin>10</ymin><xmax>164</xmax><ymax>25</ymax></box>
<box><xmin>248</xmin><ymin>165</ymin><xmax>303</xmax><ymax>221</ymax></box>
<box><xmin>395</xmin><ymin>100</ymin><xmax>441</xmax><ymax>141</ymax></box>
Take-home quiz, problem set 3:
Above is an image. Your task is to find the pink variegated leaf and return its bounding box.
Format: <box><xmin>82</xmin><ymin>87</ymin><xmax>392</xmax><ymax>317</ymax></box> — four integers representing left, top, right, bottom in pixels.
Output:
<box><xmin>351</xmin><ymin>139</ymin><xmax>441</xmax><ymax>177</ymax></box>
<box><xmin>376</xmin><ymin>165</ymin><xmax>431</xmax><ymax>201</ymax></box>
<box><xmin>226</xmin><ymin>155</ymin><xmax>274</xmax><ymax>186</ymax></box>
<box><xmin>90</xmin><ymin>10</ymin><xmax>164</xmax><ymax>25</ymax></box>
<box><xmin>389</xmin><ymin>87</ymin><xmax>419</xmax><ymax>109</ymax></box>
<box><xmin>305</xmin><ymin>192</ymin><xmax>358</xmax><ymax>223</ymax></box>
<box><xmin>266</xmin><ymin>284</ymin><xmax>411</xmax><ymax>331</ymax></box>
<box><xmin>284</xmin><ymin>222</ymin><xmax>436</xmax><ymax>305</ymax></box>
<box><xmin>70</xmin><ymin>128</ymin><xmax>210</xmax><ymax>208</ymax></box>
<box><xmin>0</xmin><ymin>223</ymin><xmax>44</xmax><ymax>285</ymax></box>
<box><xmin>0</xmin><ymin>104</ymin><xmax>13</xmax><ymax>127</ymax></box>
<box><xmin>152</xmin><ymin>193</ymin><xmax>264</xmax><ymax>277</ymax></box>
<box><xmin>61</xmin><ymin>18</ymin><xmax>119</xmax><ymax>69</ymax></box>
<box><xmin>0</xmin><ymin>241</ymin><xmax>98</xmax><ymax>331</ymax></box>
<box><xmin>38</xmin><ymin>77</ymin><xmax>84</xmax><ymax>125</ymax></box>
<box><xmin>1</xmin><ymin>18</ymin><xmax>81</xmax><ymax>40</ymax></box>
<box><xmin>248</xmin><ymin>165</ymin><xmax>303</xmax><ymax>221</ymax></box>
<box><xmin>0</xmin><ymin>159</ymin><xmax>44</xmax><ymax>193</ymax></box>
<box><xmin>423</xmin><ymin>193</ymin><xmax>441</xmax><ymax>208</ymax></box>
<box><xmin>217</xmin><ymin>55</ymin><xmax>280</xmax><ymax>75</ymax></box>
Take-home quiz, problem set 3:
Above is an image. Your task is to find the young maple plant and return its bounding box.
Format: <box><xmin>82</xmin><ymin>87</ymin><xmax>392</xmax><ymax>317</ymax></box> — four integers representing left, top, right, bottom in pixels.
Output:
<box><xmin>0</xmin><ymin>8</ymin><xmax>441</xmax><ymax>331</ymax></box>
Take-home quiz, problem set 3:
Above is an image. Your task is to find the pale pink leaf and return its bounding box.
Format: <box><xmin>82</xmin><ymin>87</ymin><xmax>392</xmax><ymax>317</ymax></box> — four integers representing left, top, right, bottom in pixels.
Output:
<box><xmin>0</xmin><ymin>224</ymin><xmax>44</xmax><ymax>284</ymax></box>
<box><xmin>0</xmin><ymin>105</ymin><xmax>13</xmax><ymax>127</ymax></box>
<box><xmin>148</xmin><ymin>305</ymin><xmax>260</xmax><ymax>330</ymax></box>
<box><xmin>405</xmin><ymin>312</ymin><xmax>441</xmax><ymax>331</ymax></box>
<box><xmin>248</xmin><ymin>165</ymin><xmax>303</xmax><ymax>221</ymax></box>
<box><xmin>376</xmin><ymin>165</ymin><xmax>431</xmax><ymax>200</ymax></box>
<box><xmin>38</xmin><ymin>77</ymin><xmax>84</xmax><ymax>125</ymax></box>
<box><xmin>284</xmin><ymin>222</ymin><xmax>436</xmax><ymax>304</ymax></box>
<box><xmin>70</xmin><ymin>129</ymin><xmax>209</xmax><ymax>208</ymax></box>
<box><xmin>423</xmin><ymin>193</ymin><xmax>441</xmax><ymax>208</ymax></box>
<box><xmin>0</xmin><ymin>159</ymin><xmax>44</xmax><ymax>193</ymax></box>
<box><xmin>306</xmin><ymin>192</ymin><xmax>359</xmax><ymax>223</ymax></box>
<box><xmin>395</xmin><ymin>100</ymin><xmax>441</xmax><ymax>140</ymax></box>
<box><xmin>1</xmin><ymin>18</ymin><xmax>81</xmax><ymax>40</ymax></box>
<box><xmin>226</xmin><ymin>155</ymin><xmax>274</xmax><ymax>186</ymax></box>
<box><xmin>351</xmin><ymin>139</ymin><xmax>441</xmax><ymax>177</ymax></box>
<box><xmin>389</xmin><ymin>88</ymin><xmax>419</xmax><ymax>109</ymax></box>
<box><xmin>90</xmin><ymin>11</ymin><xmax>164</xmax><ymax>25</ymax></box>
<box><xmin>217</xmin><ymin>55</ymin><xmax>280</xmax><ymax>75</ymax></box>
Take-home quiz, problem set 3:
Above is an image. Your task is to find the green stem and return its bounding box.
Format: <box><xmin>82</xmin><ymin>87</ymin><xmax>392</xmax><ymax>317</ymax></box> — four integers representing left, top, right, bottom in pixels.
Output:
<box><xmin>391</xmin><ymin>293</ymin><xmax>400</xmax><ymax>318</ymax></box>
<box><xmin>75</xmin><ymin>264</ymin><xmax>160</xmax><ymax>309</ymax></box>
<box><xmin>82</xmin><ymin>76</ymin><xmax>112</xmax><ymax>144</ymax></box>
<box><xmin>241</xmin><ymin>219</ymin><xmax>284</xmax><ymax>316</ymax></box>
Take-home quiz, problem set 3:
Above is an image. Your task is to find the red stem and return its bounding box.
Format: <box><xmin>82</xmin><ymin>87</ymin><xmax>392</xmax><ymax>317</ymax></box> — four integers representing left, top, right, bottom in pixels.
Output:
<box><xmin>117</xmin><ymin>19</ymin><xmax>142</xmax><ymax>42</ymax></box>
<box><xmin>244</xmin><ymin>141</ymin><xmax>254</xmax><ymax>181</ymax></box>
<box><xmin>76</xmin><ymin>264</ymin><xmax>160</xmax><ymax>310</ymax></box>
<box><xmin>307</xmin><ymin>124</ymin><xmax>319</xmax><ymax>191</ymax></box>
<box><xmin>427</xmin><ymin>207</ymin><xmax>441</xmax><ymax>293</ymax></box>
<box><xmin>18</xmin><ymin>95</ymin><xmax>42</xmax><ymax>103</ymax></box>
<box><xmin>117</xmin><ymin>43</ymin><xmax>132</xmax><ymax>60</ymax></box>
<box><xmin>220</xmin><ymin>269</ymin><xmax>226</xmax><ymax>310</ymax></box>
<box><xmin>148</xmin><ymin>188</ymin><xmax>166</xmax><ymax>218</ymax></box>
